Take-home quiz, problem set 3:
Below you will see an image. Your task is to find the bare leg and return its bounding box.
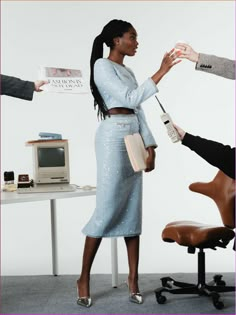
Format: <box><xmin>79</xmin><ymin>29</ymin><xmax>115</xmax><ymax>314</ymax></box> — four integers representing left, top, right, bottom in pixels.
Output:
<box><xmin>77</xmin><ymin>236</ymin><xmax>102</xmax><ymax>297</ymax></box>
<box><xmin>124</xmin><ymin>235</ymin><xmax>140</xmax><ymax>293</ymax></box>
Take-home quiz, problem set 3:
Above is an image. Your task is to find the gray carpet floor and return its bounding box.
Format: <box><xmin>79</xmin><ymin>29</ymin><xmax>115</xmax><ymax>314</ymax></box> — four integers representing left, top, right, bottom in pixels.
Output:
<box><xmin>1</xmin><ymin>273</ymin><xmax>235</xmax><ymax>314</ymax></box>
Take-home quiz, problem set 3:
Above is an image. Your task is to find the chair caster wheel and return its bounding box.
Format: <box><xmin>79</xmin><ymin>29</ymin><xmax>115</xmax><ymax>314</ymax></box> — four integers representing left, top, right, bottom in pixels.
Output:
<box><xmin>156</xmin><ymin>294</ymin><xmax>166</xmax><ymax>304</ymax></box>
<box><xmin>161</xmin><ymin>277</ymin><xmax>173</xmax><ymax>288</ymax></box>
<box><xmin>213</xmin><ymin>300</ymin><xmax>224</xmax><ymax>310</ymax></box>
<box><xmin>217</xmin><ymin>280</ymin><xmax>226</xmax><ymax>286</ymax></box>
<box><xmin>212</xmin><ymin>292</ymin><xmax>224</xmax><ymax>310</ymax></box>
<box><xmin>213</xmin><ymin>275</ymin><xmax>226</xmax><ymax>286</ymax></box>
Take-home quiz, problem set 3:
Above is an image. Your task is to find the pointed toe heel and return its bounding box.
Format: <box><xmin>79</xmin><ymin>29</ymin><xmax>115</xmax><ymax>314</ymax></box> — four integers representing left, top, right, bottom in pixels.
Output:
<box><xmin>129</xmin><ymin>292</ymin><xmax>143</xmax><ymax>304</ymax></box>
<box><xmin>126</xmin><ymin>280</ymin><xmax>143</xmax><ymax>304</ymax></box>
<box><xmin>77</xmin><ymin>297</ymin><xmax>92</xmax><ymax>308</ymax></box>
<box><xmin>76</xmin><ymin>279</ymin><xmax>92</xmax><ymax>308</ymax></box>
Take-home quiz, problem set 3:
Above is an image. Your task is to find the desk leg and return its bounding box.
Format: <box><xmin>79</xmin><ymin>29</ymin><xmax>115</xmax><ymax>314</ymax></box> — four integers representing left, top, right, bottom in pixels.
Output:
<box><xmin>111</xmin><ymin>238</ymin><xmax>118</xmax><ymax>288</ymax></box>
<box><xmin>50</xmin><ymin>199</ymin><xmax>58</xmax><ymax>276</ymax></box>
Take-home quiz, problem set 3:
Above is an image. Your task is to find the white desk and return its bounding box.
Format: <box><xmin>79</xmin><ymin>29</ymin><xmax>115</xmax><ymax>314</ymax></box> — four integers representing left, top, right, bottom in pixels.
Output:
<box><xmin>1</xmin><ymin>189</ymin><xmax>118</xmax><ymax>287</ymax></box>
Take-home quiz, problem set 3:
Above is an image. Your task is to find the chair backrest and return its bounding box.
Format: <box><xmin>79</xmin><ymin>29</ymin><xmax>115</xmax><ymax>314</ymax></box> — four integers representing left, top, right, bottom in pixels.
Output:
<box><xmin>189</xmin><ymin>170</ymin><xmax>235</xmax><ymax>229</ymax></box>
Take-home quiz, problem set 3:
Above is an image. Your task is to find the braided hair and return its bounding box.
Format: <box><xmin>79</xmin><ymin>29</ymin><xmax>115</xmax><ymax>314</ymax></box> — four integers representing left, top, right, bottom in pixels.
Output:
<box><xmin>90</xmin><ymin>19</ymin><xmax>133</xmax><ymax>119</ymax></box>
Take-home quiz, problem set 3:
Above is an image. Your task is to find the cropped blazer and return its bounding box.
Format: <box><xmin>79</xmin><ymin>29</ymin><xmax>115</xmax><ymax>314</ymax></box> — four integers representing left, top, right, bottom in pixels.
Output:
<box><xmin>94</xmin><ymin>58</ymin><xmax>158</xmax><ymax>148</ymax></box>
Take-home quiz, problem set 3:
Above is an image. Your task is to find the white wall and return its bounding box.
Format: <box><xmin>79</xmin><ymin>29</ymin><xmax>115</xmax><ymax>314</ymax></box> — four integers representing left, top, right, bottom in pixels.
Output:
<box><xmin>1</xmin><ymin>1</ymin><xmax>235</xmax><ymax>276</ymax></box>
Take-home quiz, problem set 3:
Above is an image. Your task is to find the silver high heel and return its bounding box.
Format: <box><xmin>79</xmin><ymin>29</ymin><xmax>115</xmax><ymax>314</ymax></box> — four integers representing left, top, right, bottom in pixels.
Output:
<box><xmin>77</xmin><ymin>297</ymin><xmax>92</xmax><ymax>308</ymax></box>
<box><xmin>76</xmin><ymin>281</ymin><xmax>92</xmax><ymax>308</ymax></box>
<box><xmin>129</xmin><ymin>292</ymin><xmax>143</xmax><ymax>304</ymax></box>
<box><xmin>126</xmin><ymin>280</ymin><xmax>143</xmax><ymax>304</ymax></box>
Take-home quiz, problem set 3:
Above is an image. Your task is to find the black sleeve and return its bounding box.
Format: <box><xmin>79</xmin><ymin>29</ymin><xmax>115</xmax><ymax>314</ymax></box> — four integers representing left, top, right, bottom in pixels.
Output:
<box><xmin>182</xmin><ymin>133</ymin><xmax>235</xmax><ymax>179</ymax></box>
<box><xmin>1</xmin><ymin>74</ymin><xmax>35</xmax><ymax>100</ymax></box>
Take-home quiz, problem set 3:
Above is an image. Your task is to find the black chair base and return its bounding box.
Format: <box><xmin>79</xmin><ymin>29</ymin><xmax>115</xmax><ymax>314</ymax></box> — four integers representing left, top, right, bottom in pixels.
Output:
<box><xmin>154</xmin><ymin>275</ymin><xmax>235</xmax><ymax>310</ymax></box>
<box><xmin>154</xmin><ymin>249</ymin><xmax>235</xmax><ymax>310</ymax></box>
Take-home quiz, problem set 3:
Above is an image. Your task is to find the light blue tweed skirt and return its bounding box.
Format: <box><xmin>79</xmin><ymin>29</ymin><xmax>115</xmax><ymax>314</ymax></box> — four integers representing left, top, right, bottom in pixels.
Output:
<box><xmin>82</xmin><ymin>114</ymin><xmax>143</xmax><ymax>238</ymax></box>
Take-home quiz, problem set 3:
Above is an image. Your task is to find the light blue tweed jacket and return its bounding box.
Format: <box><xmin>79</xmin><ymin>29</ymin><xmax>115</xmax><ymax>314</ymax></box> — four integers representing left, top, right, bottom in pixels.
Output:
<box><xmin>94</xmin><ymin>58</ymin><xmax>158</xmax><ymax>148</ymax></box>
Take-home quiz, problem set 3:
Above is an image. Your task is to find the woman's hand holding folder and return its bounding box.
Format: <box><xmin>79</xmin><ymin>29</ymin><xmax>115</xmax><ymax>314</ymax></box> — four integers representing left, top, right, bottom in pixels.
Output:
<box><xmin>124</xmin><ymin>133</ymin><xmax>156</xmax><ymax>173</ymax></box>
<box><xmin>145</xmin><ymin>146</ymin><xmax>156</xmax><ymax>172</ymax></box>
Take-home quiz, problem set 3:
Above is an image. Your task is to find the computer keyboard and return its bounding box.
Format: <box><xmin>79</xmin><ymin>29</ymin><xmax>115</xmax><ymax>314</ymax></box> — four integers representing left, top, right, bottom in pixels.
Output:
<box><xmin>17</xmin><ymin>184</ymin><xmax>77</xmax><ymax>194</ymax></box>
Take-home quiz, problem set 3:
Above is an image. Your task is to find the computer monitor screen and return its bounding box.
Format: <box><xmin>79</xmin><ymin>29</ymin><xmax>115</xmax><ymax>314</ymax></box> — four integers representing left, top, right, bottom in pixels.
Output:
<box><xmin>38</xmin><ymin>147</ymin><xmax>65</xmax><ymax>167</ymax></box>
<box><xmin>32</xmin><ymin>141</ymin><xmax>70</xmax><ymax>184</ymax></box>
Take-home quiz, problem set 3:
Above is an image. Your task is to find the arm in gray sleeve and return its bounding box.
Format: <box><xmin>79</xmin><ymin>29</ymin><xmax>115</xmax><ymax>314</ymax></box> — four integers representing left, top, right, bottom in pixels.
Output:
<box><xmin>1</xmin><ymin>74</ymin><xmax>35</xmax><ymax>100</ymax></box>
<box><xmin>195</xmin><ymin>53</ymin><xmax>235</xmax><ymax>80</ymax></box>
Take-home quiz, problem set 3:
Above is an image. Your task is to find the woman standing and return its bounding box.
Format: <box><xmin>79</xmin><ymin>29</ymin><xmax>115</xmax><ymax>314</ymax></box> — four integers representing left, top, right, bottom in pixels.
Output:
<box><xmin>77</xmin><ymin>19</ymin><xmax>180</xmax><ymax>308</ymax></box>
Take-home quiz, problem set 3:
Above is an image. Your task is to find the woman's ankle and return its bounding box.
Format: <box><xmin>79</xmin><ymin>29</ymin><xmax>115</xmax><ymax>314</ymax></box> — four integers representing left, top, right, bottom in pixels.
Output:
<box><xmin>128</xmin><ymin>275</ymin><xmax>139</xmax><ymax>293</ymax></box>
<box><xmin>77</xmin><ymin>277</ymin><xmax>90</xmax><ymax>297</ymax></box>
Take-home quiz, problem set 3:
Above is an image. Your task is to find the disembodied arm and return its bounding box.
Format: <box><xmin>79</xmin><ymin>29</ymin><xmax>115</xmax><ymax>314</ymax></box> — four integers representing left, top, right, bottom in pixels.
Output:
<box><xmin>174</xmin><ymin>123</ymin><xmax>235</xmax><ymax>179</ymax></box>
<box><xmin>196</xmin><ymin>53</ymin><xmax>235</xmax><ymax>80</ymax></box>
<box><xmin>175</xmin><ymin>43</ymin><xmax>235</xmax><ymax>80</ymax></box>
<box><xmin>1</xmin><ymin>74</ymin><xmax>47</xmax><ymax>100</ymax></box>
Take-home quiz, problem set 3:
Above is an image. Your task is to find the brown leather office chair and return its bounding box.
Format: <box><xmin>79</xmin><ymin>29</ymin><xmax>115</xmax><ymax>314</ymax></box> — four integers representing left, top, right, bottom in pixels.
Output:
<box><xmin>154</xmin><ymin>170</ymin><xmax>235</xmax><ymax>310</ymax></box>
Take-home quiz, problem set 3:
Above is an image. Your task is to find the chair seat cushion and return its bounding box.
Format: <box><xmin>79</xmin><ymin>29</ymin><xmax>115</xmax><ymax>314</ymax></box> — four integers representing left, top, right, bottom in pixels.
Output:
<box><xmin>162</xmin><ymin>220</ymin><xmax>235</xmax><ymax>248</ymax></box>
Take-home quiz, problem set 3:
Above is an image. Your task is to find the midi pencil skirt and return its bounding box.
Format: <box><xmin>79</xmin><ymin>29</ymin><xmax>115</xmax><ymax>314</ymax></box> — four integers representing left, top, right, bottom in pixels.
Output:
<box><xmin>82</xmin><ymin>114</ymin><xmax>143</xmax><ymax>238</ymax></box>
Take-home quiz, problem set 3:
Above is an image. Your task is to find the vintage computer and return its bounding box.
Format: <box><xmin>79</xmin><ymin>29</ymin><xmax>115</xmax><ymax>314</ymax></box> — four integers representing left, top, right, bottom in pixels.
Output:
<box><xmin>17</xmin><ymin>140</ymin><xmax>76</xmax><ymax>193</ymax></box>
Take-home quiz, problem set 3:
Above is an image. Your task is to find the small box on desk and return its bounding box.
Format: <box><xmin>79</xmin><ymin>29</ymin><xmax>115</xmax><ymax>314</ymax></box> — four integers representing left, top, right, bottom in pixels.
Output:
<box><xmin>17</xmin><ymin>174</ymin><xmax>34</xmax><ymax>188</ymax></box>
